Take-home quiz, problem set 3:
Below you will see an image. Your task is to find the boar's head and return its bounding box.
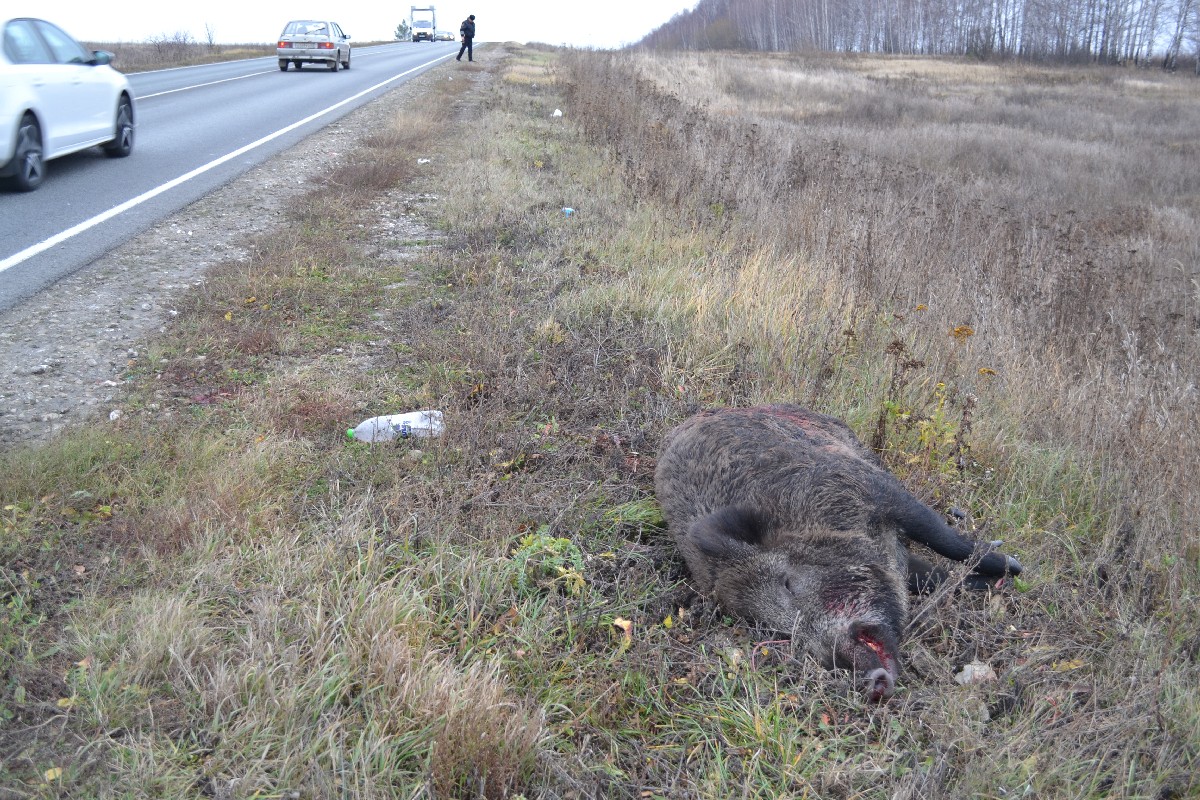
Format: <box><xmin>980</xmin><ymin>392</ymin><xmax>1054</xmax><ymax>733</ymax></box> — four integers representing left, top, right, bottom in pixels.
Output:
<box><xmin>684</xmin><ymin>507</ymin><xmax>906</xmax><ymax>701</ymax></box>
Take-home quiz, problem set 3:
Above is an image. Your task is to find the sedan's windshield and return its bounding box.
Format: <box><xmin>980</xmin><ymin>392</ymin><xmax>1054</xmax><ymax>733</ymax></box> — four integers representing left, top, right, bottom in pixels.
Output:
<box><xmin>282</xmin><ymin>21</ymin><xmax>329</xmax><ymax>37</ymax></box>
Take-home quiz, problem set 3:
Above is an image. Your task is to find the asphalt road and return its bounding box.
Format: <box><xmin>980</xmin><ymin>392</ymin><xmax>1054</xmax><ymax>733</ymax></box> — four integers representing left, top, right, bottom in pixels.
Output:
<box><xmin>0</xmin><ymin>41</ymin><xmax>458</xmax><ymax>312</ymax></box>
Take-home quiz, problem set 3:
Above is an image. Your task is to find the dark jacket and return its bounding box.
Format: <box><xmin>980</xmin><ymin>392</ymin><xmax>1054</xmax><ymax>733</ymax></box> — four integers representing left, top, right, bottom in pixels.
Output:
<box><xmin>459</xmin><ymin>18</ymin><xmax>475</xmax><ymax>39</ymax></box>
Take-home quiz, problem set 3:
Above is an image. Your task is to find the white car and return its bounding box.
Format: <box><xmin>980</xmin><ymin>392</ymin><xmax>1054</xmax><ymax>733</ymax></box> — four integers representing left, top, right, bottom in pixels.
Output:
<box><xmin>0</xmin><ymin>16</ymin><xmax>135</xmax><ymax>192</ymax></box>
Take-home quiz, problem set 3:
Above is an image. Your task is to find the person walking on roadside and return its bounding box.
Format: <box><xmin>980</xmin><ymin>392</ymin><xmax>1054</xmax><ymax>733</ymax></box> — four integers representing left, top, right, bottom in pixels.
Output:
<box><xmin>457</xmin><ymin>14</ymin><xmax>475</xmax><ymax>61</ymax></box>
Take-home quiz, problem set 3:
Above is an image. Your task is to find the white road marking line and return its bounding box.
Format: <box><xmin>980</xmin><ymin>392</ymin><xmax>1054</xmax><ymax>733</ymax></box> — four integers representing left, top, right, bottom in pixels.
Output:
<box><xmin>136</xmin><ymin>45</ymin><xmax>404</xmax><ymax>97</ymax></box>
<box><xmin>139</xmin><ymin>70</ymin><xmax>276</xmax><ymax>99</ymax></box>
<box><xmin>0</xmin><ymin>52</ymin><xmax>454</xmax><ymax>275</ymax></box>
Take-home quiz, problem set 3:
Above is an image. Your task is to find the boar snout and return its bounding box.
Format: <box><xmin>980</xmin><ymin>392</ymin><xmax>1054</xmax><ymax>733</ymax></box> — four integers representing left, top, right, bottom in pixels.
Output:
<box><xmin>836</xmin><ymin>620</ymin><xmax>902</xmax><ymax>702</ymax></box>
<box><xmin>866</xmin><ymin>667</ymin><xmax>895</xmax><ymax>702</ymax></box>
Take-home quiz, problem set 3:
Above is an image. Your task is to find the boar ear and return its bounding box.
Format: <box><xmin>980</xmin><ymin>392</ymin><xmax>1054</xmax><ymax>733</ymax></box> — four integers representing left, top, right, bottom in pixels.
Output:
<box><xmin>687</xmin><ymin>507</ymin><xmax>767</xmax><ymax>558</ymax></box>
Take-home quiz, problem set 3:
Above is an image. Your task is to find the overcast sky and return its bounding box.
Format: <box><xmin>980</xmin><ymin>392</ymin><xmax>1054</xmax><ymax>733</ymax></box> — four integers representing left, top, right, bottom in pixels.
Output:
<box><xmin>17</xmin><ymin>1</ymin><xmax>698</xmax><ymax>50</ymax></box>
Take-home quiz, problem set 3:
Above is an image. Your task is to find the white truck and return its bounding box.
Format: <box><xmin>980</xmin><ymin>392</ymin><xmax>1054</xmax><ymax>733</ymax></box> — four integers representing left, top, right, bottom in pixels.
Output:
<box><xmin>410</xmin><ymin>6</ymin><xmax>436</xmax><ymax>42</ymax></box>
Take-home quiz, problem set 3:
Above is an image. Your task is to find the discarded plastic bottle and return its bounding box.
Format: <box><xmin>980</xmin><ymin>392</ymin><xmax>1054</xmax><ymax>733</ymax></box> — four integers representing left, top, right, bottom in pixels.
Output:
<box><xmin>346</xmin><ymin>410</ymin><xmax>444</xmax><ymax>443</ymax></box>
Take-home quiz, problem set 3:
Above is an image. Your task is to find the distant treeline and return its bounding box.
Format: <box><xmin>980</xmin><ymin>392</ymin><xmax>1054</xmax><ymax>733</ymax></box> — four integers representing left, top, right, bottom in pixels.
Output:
<box><xmin>639</xmin><ymin>0</ymin><xmax>1199</xmax><ymax>69</ymax></box>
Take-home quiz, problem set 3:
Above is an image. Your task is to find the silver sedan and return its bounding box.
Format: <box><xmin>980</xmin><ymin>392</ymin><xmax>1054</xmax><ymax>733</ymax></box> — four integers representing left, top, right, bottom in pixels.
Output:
<box><xmin>277</xmin><ymin>20</ymin><xmax>351</xmax><ymax>72</ymax></box>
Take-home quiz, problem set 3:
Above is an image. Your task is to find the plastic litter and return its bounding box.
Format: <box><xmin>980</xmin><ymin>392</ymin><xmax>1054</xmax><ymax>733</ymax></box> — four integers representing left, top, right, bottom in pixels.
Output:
<box><xmin>562</xmin><ymin>207</ymin><xmax>574</xmax><ymax>217</ymax></box>
<box><xmin>553</xmin><ymin>109</ymin><xmax>563</xmax><ymax>117</ymax></box>
<box><xmin>954</xmin><ymin>660</ymin><xmax>997</xmax><ymax>685</ymax></box>
<box><xmin>347</xmin><ymin>410</ymin><xmax>444</xmax><ymax>443</ymax></box>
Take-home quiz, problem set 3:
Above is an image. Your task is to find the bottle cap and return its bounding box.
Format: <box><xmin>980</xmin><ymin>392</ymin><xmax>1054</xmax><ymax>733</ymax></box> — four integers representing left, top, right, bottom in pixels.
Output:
<box><xmin>346</xmin><ymin>428</ymin><xmax>356</xmax><ymax>439</ymax></box>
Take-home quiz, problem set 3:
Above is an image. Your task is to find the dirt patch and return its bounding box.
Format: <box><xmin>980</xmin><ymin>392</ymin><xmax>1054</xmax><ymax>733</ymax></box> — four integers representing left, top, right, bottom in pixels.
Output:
<box><xmin>0</xmin><ymin>72</ymin><xmax>451</xmax><ymax>446</ymax></box>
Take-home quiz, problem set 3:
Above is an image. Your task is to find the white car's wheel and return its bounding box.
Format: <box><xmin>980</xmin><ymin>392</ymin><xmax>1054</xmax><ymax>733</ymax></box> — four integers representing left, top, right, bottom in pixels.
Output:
<box><xmin>6</xmin><ymin>115</ymin><xmax>44</xmax><ymax>192</ymax></box>
<box><xmin>102</xmin><ymin>97</ymin><xmax>134</xmax><ymax>158</ymax></box>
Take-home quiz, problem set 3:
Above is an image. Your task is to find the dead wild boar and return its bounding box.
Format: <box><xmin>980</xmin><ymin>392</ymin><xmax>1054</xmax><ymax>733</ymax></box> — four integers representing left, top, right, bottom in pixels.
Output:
<box><xmin>654</xmin><ymin>404</ymin><xmax>1022</xmax><ymax>701</ymax></box>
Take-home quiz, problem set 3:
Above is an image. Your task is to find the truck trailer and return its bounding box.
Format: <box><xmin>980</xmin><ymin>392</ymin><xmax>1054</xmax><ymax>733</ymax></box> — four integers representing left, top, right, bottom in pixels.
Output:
<box><xmin>410</xmin><ymin>6</ymin><xmax>436</xmax><ymax>42</ymax></box>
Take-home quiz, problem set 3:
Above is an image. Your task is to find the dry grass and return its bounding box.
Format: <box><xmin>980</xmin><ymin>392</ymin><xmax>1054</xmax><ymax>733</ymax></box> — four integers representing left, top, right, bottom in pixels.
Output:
<box><xmin>2</xmin><ymin>44</ymin><xmax>1199</xmax><ymax>799</ymax></box>
<box><xmin>86</xmin><ymin>40</ymin><xmax>276</xmax><ymax>73</ymax></box>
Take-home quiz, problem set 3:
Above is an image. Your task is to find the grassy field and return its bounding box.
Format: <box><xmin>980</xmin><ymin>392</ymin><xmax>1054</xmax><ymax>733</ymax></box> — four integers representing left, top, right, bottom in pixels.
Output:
<box><xmin>85</xmin><ymin>39</ymin><xmax>276</xmax><ymax>72</ymax></box>
<box><xmin>2</xmin><ymin>45</ymin><xmax>1199</xmax><ymax>798</ymax></box>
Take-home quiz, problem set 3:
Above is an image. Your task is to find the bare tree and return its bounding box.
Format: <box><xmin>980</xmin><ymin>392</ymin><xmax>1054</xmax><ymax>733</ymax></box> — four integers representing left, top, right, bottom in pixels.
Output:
<box><xmin>1163</xmin><ymin>0</ymin><xmax>1197</xmax><ymax>68</ymax></box>
<box><xmin>1191</xmin><ymin>0</ymin><xmax>1200</xmax><ymax>72</ymax></box>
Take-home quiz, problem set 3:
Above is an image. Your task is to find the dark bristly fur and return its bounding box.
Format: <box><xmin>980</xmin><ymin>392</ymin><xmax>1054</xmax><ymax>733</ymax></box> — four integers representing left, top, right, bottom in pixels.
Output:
<box><xmin>654</xmin><ymin>404</ymin><xmax>1022</xmax><ymax>701</ymax></box>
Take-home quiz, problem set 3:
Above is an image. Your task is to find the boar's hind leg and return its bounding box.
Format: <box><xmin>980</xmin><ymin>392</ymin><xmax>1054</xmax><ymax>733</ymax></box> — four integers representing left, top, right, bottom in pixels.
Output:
<box><xmin>887</xmin><ymin>486</ymin><xmax>1022</xmax><ymax>577</ymax></box>
<box><xmin>906</xmin><ymin>552</ymin><xmax>948</xmax><ymax>594</ymax></box>
<box><xmin>906</xmin><ymin>551</ymin><xmax>1004</xmax><ymax>593</ymax></box>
